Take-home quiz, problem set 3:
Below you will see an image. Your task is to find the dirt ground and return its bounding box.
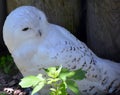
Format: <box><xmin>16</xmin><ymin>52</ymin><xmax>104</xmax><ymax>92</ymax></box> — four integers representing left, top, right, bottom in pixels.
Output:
<box><xmin>0</xmin><ymin>70</ymin><xmax>23</xmax><ymax>93</ymax></box>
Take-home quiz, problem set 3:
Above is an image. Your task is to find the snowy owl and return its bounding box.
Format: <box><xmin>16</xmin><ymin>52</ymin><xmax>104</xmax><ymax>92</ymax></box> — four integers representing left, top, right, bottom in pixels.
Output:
<box><xmin>3</xmin><ymin>6</ymin><xmax>120</xmax><ymax>95</ymax></box>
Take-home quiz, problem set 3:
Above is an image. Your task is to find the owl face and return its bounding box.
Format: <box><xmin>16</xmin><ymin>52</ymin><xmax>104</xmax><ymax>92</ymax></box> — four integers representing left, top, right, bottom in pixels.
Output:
<box><xmin>3</xmin><ymin>6</ymin><xmax>48</xmax><ymax>52</ymax></box>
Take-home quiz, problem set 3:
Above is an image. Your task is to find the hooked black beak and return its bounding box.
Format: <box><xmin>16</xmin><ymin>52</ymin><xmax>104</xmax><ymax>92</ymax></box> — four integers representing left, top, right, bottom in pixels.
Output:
<box><xmin>38</xmin><ymin>30</ymin><xmax>42</xmax><ymax>36</ymax></box>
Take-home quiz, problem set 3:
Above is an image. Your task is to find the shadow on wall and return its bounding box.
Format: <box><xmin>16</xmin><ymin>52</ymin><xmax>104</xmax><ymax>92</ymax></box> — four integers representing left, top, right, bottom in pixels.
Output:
<box><xmin>75</xmin><ymin>0</ymin><xmax>87</xmax><ymax>43</ymax></box>
<box><xmin>0</xmin><ymin>0</ymin><xmax>9</xmax><ymax>56</ymax></box>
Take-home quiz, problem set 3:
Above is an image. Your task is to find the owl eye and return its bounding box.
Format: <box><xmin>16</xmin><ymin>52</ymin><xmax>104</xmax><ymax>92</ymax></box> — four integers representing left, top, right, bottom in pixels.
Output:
<box><xmin>22</xmin><ymin>27</ymin><xmax>29</xmax><ymax>31</ymax></box>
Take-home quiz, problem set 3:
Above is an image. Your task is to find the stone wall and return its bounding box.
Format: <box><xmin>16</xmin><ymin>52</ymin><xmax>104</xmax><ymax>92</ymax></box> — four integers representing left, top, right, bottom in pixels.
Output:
<box><xmin>87</xmin><ymin>0</ymin><xmax>120</xmax><ymax>62</ymax></box>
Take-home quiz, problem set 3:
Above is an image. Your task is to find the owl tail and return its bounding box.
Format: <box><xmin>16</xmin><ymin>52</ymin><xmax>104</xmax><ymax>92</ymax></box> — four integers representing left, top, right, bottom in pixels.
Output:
<box><xmin>100</xmin><ymin>58</ymin><xmax>120</xmax><ymax>93</ymax></box>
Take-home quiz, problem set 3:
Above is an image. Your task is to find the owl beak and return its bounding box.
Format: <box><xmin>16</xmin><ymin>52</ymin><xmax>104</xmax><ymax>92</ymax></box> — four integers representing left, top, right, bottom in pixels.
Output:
<box><xmin>38</xmin><ymin>30</ymin><xmax>42</xmax><ymax>36</ymax></box>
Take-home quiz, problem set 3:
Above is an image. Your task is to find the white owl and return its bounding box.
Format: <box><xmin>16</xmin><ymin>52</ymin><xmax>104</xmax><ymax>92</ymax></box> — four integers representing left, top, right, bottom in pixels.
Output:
<box><xmin>3</xmin><ymin>6</ymin><xmax>120</xmax><ymax>95</ymax></box>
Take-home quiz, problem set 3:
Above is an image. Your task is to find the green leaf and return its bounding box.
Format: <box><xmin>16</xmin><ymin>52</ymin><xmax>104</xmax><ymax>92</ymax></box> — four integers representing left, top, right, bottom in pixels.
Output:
<box><xmin>49</xmin><ymin>91</ymin><xmax>55</xmax><ymax>95</ymax></box>
<box><xmin>59</xmin><ymin>68</ymin><xmax>75</xmax><ymax>81</ymax></box>
<box><xmin>55</xmin><ymin>65</ymin><xmax>62</xmax><ymax>77</ymax></box>
<box><xmin>45</xmin><ymin>66</ymin><xmax>62</xmax><ymax>78</ymax></box>
<box><xmin>50</xmin><ymin>88</ymin><xmax>56</xmax><ymax>92</ymax></box>
<box><xmin>19</xmin><ymin>76</ymin><xmax>40</xmax><ymax>88</ymax></box>
<box><xmin>71</xmin><ymin>69</ymin><xmax>86</xmax><ymax>80</ymax></box>
<box><xmin>66</xmin><ymin>80</ymin><xmax>80</xmax><ymax>95</ymax></box>
<box><xmin>45</xmin><ymin>67</ymin><xmax>57</xmax><ymax>78</ymax></box>
<box><xmin>47</xmin><ymin>78</ymin><xmax>60</xmax><ymax>84</ymax></box>
<box><xmin>4</xmin><ymin>64</ymin><xmax>12</xmax><ymax>74</ymax></box>
<box><xmin>59</xmin><ymin>81</ymin><xmax>67</xmax><ymax>95</ymax></box>
<box><xmin>31</xmin><ymin>82</ymin><xmax>45</xmax><ymax>95</ymax></box>
<box><xmin>60</xmin><ymin>68</ymin><xmax>86</xmax><ymax>81</ymax></box>
<box><xmin>36</xmin><ymin>74</ymin><xmax>45</xmax><ymax>81</ymax></box>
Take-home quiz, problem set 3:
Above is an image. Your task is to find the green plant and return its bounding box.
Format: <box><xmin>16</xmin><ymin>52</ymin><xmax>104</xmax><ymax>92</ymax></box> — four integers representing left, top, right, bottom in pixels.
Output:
<box><xmin>0</xmin><ymin>55</ymin><xmax>14</xmax><ymax>74</ymax></box>
<box><xmin>19</xmin><ymin>66</ymin><xmax>86</xmax><ymax>95</ymax></box>
<box><xmin>0</xmin><ymin>92</ymin><xmax>6</xmax><ymax>95</ymax></box>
